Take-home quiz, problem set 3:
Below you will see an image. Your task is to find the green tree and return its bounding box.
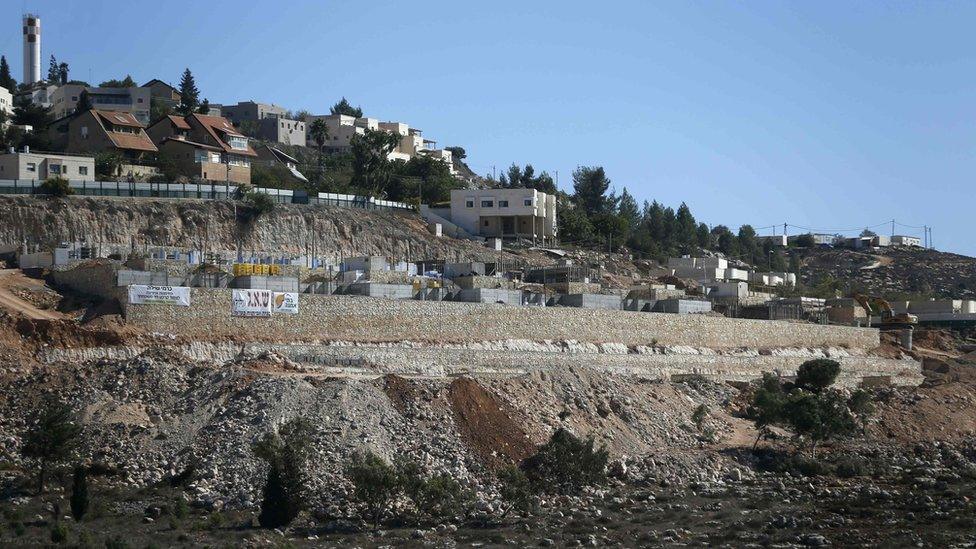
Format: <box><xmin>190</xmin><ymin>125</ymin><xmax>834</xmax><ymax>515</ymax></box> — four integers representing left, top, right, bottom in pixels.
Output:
<box><xmin>253</xmin><ymin>418</ymin><xmax>314</xmax><ymax>529</ymax></box>
<box><xmin>38</xmin><ymin>177</ymin><xmax>74</xmax><ymax>197</ymax></box>
<box><xmin>794</xmin><ymin>359</ymin><xmax>841</xmax><ymax>394</ymax></box>
<box><xmin>674</xmin><ymin>202</ymin><xmax>698</xmax><ymax>252</ymax></box>
<box><xmin>522</xmin><ymin>428</ymin><xmax>608</xmax><ymax>494</ymax></box>
<box><xmin>70</xmin><ymin>465</ymin><xmax>89</xmax><ymax>521</ymax></box>
<box><xmin>347</xmin><ymin>450</ymin><xmax>401</xmax><ymax>528</ymax></box>
<box><xmin>74</xmin><ymin>90</ymin><xmax>93</xmax><ymax>114</ymax></box>
<box><xmin>444</xmin><ymin>146</ymin><xmax>466</xmax><ymax>161</ymax></box>
<box><xmin>196</xmin><ymin>98</ymin><xmax>211</xmax><ymax>114</ymax></box>
<box><xmin>21</xmin><ymin>402</ymin><xmax>81</xmax><ymax>494</ymax></box>
<box><xmin>98</xmin><ymin>75</ymin><xmax>137</xmax><ymax>88</ymax></box>
<box><xmin>747</xmin><ymin>372</ymin><xmax>786</xmax><ymax>449</ymax></box>
<box><xmin>738</xmin><ymin>224</ymin><xmax>759</xmax><ymax>263</ymax></box>
<box><xmin>58</xmin><ymin>62</ymin><xmax>69</xmax><ymax>85</ymax></box>
<box><xmin>12</xmin><ymin>96</ymin><xmax>54</xmax><ymax>129</ymax></box>
<box><xmin>557</xmin><ymin>201</ymin><xmax>594</xmax><ymax>244</ymax></box>
<box><xmin>48</xmin><ymin>55</ymin><xmax>60</xmax><ymax>83</ymax></box>
<box><xmin>571</xmin><ymin>166</ymin><xmax>613</xmax><ymax>217</ymax></box>
<box><xmin>177</xmin><ymin>68</ymin><xmax>200</xmax><ymax>116</ymax></box>
<box><xmin>618</xmin><ymin>188</ymin><xmax>640</xmax><ymax>232</ymax></box>
<box><xmin>94</xmin><ymin>152</ymin><xmax>124</xmax><ymax>180</ymax></box>
<box><xmin>350</xmin><ymin>128</ymin><xmax>400</xmax><ymax>196</ymax></box>
<box><xmin>497</xmin><ymin>466</ymin><xmax>534</xmax><ymax>517</ymax></box>
<box><xmin>309</xmin><ymin>119</ymin><xmax>329</xmax><ymax>151</ymax></box>
<box><xmin>712</xmin><ymin>225</ymin><xmax>737</xmax><ymax>256</ymax></box>
<box><xmin>0</xmin><ymin>56</ymin><xmax>16</xmax><ymax>93</ymax></box>
<box><xmin>330</xmin><ymin>97</ymin><xmax>363</xmax><ymax>117</ymax></box>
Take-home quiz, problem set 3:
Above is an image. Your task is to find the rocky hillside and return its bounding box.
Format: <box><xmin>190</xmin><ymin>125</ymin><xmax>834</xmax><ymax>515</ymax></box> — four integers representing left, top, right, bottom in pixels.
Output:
<box><xmin>796</xmin><ymin>246</ymin><xmax>976</xmax><ymax>300</ymax></box>
<box><xmin>0</xmin><ymin>196</ymin><xmax>525</xmax><ymax>263</ymax></box>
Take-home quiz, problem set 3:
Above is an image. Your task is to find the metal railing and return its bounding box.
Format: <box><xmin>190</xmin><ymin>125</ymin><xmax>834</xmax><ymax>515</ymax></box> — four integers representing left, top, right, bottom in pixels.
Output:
<box><xmin>0</xmin><ymin>178</ymin><xmax>413</xmax><ymax>211</ymax></box>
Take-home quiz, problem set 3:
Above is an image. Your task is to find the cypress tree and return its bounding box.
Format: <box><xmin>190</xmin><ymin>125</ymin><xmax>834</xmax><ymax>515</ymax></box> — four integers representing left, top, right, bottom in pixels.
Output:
<box><xmin>70</xmin><ymin>465</ymin><xmax>89</xmax><ymax>521</ymax></box>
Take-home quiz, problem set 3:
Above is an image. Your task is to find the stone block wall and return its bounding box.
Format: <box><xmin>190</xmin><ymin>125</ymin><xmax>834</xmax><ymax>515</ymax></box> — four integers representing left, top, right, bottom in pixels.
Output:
<box><xmin>124</xmin><ymin>288</ymin><xmax>881</xmax><ymax>350</ymax></box>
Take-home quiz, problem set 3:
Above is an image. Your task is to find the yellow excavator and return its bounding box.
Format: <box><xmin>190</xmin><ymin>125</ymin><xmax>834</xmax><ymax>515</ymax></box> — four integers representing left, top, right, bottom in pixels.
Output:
<box><xmin>853</xmin><ymin>293</ymin><xmax>918</xmax><ymax>328</ymax></box>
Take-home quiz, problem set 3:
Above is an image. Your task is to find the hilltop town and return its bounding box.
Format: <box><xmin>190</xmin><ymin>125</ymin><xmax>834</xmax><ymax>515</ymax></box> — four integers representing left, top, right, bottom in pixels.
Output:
<box><xmin>1</xmin><ymin>11</ymin><xmax>976</xmax><ymax>549</ymax></box>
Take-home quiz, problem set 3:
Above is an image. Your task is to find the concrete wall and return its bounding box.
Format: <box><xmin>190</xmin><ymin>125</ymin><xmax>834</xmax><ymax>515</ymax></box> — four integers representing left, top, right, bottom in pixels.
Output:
<box><xmin>454</xmin><ymin>288</ymin><xmax>521</xmax><ymax>305</ymax></box>
<box><xmin>124</xmin><ymin>288</ymin><xmax>882</xmax><ymax>350</ymax></box>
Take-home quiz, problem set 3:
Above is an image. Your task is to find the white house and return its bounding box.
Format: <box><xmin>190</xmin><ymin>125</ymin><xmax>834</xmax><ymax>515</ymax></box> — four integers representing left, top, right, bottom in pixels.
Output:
<box><xmin>891</xmin><ymin>235</ymin><xmax>922</xmax><ymax>247</ymax></box>
<box><xmin>424</xmin><ymin>188</ymin><xmax>557</xmax><ymax>244</ymax></box>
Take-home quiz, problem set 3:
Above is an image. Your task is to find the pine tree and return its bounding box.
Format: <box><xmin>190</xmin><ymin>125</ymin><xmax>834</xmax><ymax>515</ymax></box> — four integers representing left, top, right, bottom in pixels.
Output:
<box><xmin>74</xmin><ymin>90</ymin><xmax>92</xmax><ymax>114</ymax></box>
<box><xmin>0</xmin><ymin>56</ymin><xmax>16</xmax><ymax>93</ymax></box>
<box><xmin>572</xmin><ymin>166</ymin><xmax>612</xmax><ymax>217</ymax></box>
<box><xmin>196</xmin><ymin>98</ymin><xmax>210</xmax><ymax>114</ymax></box>
<box><xmin>330</xmin><ymin>97</ymin><xmax>363</xmax><ymax>118</ymax></box>
<box><xmin>618</xmin><ymin>188</ymin><xmax>640</xmax><ymax>230</ymax></box>
<box><xmin>57</xmin><ymin>62</ymin><xmax>69</xmax><ymax>85</ymax></box>
<box><xmin>47</xmin><ymin>55</ymin><xmax>60</xmax><ymax>83</ymax></box>
<box><xmin>70</xmin><ymin>465</ymin><xmax>89</xmax><ymax>521</ymax></box>
<box><xmin>177</xmin><ymin>68</ymin><xmax>200</xmax><ymax>115</ymax></box>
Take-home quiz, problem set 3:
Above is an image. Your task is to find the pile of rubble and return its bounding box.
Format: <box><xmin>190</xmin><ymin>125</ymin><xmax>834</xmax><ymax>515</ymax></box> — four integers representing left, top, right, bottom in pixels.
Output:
<box><xmin>0</xmin><ymin>347</ymin><xmax>743</xmax><ymax>513</ymax></box>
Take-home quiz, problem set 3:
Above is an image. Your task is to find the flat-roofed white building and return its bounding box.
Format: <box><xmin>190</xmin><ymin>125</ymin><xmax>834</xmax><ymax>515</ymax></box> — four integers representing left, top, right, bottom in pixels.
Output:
<box><xmin>424</xmin><ymin>188</ymin><xmax>556</xmax><ymax>244</ymax></box>
<box><xmin>0</xmin><ymin>86</ymin><xmax>13</xmax><ymax>117</ymax></box>
<box><xmin>0</xmin><ymin>148</ymin><xmax>94</xmax><ymax>180</ymax></box>
<box><xmin>891</xmin><ymin>235</ymin><xmax>922</xmax><ymax>247</ymax></box>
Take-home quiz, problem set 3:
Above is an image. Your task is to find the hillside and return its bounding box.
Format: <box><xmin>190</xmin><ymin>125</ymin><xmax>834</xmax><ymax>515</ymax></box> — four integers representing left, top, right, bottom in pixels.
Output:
<box><xmin>795</xmin><ymin>246</ymin><xmax>976</xmax><ymax>300</ymax></box>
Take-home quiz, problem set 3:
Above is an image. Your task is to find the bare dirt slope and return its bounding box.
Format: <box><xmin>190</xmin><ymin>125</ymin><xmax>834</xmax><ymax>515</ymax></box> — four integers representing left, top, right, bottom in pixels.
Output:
<box><xmin>0</xmin><ymin>269</ymin><xmax>66</xmax><ymax>320</ymax></box>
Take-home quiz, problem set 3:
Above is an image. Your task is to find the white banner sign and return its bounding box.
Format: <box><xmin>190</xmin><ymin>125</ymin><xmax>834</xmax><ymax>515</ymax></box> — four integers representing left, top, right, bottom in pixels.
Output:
<box><xmin>231</xmin><ymin>289</ymin><xmax>273</xmax><ymax>317</ymax></box>
<box><xmin>273</xmin><ymin>292</ymin><xmax>299</xmax><ymax>314</ymax></box>
<box><xmin>128</xmin><ymin>285</ymin><xmax>191</xmax><ymax>307</ymax></box>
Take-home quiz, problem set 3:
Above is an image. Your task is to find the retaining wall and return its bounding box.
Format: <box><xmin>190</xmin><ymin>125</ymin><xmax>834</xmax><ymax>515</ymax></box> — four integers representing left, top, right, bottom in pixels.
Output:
<box><xmin>124</xmin><ymin>288</ymin><xmax>882</xmax><ymax>350</ymax></box>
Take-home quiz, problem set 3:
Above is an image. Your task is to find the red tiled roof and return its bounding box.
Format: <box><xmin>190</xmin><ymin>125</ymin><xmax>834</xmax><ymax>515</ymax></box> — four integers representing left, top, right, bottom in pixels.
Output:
<box><xmin>166</xmin><ymin>115</ymin><xmax>191</xmax><ymax>130</ymax></box>
<box><xmin>93</xmin><ymin>110</ymin><xmax>143</xmax><ymax>128</ymax></box>
<box><xmin>161</xmin><ymin>136</ymin><xmax>223</xmax><ymax>152</ymax></box>
<box><xmin>188</xmin><ymin>114</ymin><xmax>257</xmax><ymax>157</ymax></box>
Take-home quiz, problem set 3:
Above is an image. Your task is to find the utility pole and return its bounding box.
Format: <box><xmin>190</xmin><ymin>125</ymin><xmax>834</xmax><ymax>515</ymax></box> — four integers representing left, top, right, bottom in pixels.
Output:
<box><xmin>891</xmin><ymin>219</ymin><xmax>895</xmax><ymax>238</ymax></box>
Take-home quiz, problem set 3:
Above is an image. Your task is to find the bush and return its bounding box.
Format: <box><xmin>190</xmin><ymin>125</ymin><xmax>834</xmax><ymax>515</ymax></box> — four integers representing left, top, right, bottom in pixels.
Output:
<box><xmin>834</xmin><ymin>455</ymin><xmax>869</xmax><ymax>478</ymax></box>
<box><xmin>411</xmin><ymin>473</ymin><xmax>471</xmax><ymax>522</ymax></box>
<box><xmin>37</xmin><ymin>177</ymin><xmax>74</xmax><ymax>198</ymax></box>
<box><xmin>254</xmin><ymin>418</ymin><xmax>314</xmax><ymax>529</ymax></box>
<box><xmin>49</xmin><ymin>522</ymin><xmax>68</xmax><ymax>544</ymax></box>
<box><xmin>237</xmin><ymin>185</ymin><xmax>276</xmax><ymax>220</ymax></box>
<box><xmin>70</xmin><ymin>465</ymin><xmax>89</xmax><ymax>521</ymax></box>
<box><xmin>691</xmin><ymin>404</ymin><xmax>709</xmax><ymax>430</ymax></box>
<box><xmin>497</xmin><ymin>466</ymin><xmax>534</xmax><ymax>517</ymax></box>
<box><xmin>523</xmin><ymin>429</ymin><xmax>608</xmax><ymax>494</ymax></box>
<box><xmin>347</xmin><ymin>450</ymin><xmax>401</xmax><ymax>528</ymax></box>
<box><xmin>794</xmin><ymin>359</ymin><xmax>841</xmax><ymax>393</ymax></box>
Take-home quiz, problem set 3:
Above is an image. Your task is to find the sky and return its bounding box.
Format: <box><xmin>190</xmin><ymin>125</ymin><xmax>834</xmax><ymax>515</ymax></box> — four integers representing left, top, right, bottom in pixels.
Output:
<box><xmin>2</xmin><ymin>1</ymin><xmax>974</xmax><ymax>255</ymax></box>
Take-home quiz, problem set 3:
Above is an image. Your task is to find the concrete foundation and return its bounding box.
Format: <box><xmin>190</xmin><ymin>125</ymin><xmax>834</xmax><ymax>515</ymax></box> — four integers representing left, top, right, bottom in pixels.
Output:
<box><xmin>653</xmin><ymin>299</ymin><xmax>712</xmax><ymax>315</ymax></box>
<box><xmin>344</xmin><ymin>283</ymin><xmax>415</xmax><ymax>300</ymax></box>
<box><xmin>557</xmin><ymin>293</ymin><xmax>623</xmax><ymax>310</ymax></box>
<box><xmin>454</xmin><ymin>288</ymin><xmax>522</xmax><ymax>305</ymax></box>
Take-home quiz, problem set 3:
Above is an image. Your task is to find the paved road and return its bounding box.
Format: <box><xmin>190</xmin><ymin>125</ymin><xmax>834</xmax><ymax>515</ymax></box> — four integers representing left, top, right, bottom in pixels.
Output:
<box><xmin>0</xmin><ymin>269</ymin><xmax>63</xmax><ymax>320</ymax></box>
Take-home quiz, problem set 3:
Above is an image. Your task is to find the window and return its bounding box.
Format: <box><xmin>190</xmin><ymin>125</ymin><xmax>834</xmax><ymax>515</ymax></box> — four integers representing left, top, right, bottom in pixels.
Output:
<box><xmin>79</xmin><ymin>166</ymin><xmax>88</xmax><ymax>176</ymax></box>
<box><xmin>499</xmin><ymin>200</ymin><xmax>509</xmax><ymax>207</ymax></box>
<box><xmin>227</xmin><ymin>136</ymin><xmax>248</xmax><ymax>150</ymax></box>
<box><xmin>465</xmin><ymin>200</ymin><xmax>474</xmax><ymax>208</ymax></box>
<box><xmin>484</xmin><ymin>220</ymin><xmax>489</xmax><ymax>227</ymax></box>
<box><xmin>481</xmin><ymin>200</ymin><xmax>494</xmax><ymax>208</ymax></box>
<box><xmin>524</xmin><ymin>198</ymin><xmax>533</xmax><ymax>206</ymax></box>
<box><xmin>50</xmin><ymin>165</ymin><xmax>62</xmax><ymax>175</ymax></box>
<box><xmin>26</xmin><ymin>163</ymin><xmax>36</xmax><ymax>172</ymax></box>
<box><xmin>80</xmin><ymin>126</ymin><xmax>88</xmax><ymax>139</ymax></box>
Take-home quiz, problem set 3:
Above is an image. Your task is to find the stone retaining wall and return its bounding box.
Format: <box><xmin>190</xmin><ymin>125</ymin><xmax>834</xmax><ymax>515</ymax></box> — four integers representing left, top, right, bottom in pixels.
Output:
<box><xmin>125</xmin><ymin>288</ymin><xmax>881</xmax><ymax>350</ymax></box>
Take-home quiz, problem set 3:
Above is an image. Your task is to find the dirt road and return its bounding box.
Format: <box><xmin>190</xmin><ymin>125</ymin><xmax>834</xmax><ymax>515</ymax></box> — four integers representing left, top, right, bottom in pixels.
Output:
<box><xmin>0</xmin><ymin>269</ymin><xmax>64</xmax><ymax>320</ymax></box>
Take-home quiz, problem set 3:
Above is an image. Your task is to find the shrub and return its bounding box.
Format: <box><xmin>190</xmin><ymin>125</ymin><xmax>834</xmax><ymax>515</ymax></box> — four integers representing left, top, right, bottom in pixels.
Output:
<box><xmin>411</xmin><ymin>473</ymin><xmax>472</xmax><ymax>522</ymax></box>
<box><xmin>794</xmin><ymin>359</ymin><xmax>841</xmax><ymax>393</ymax></box>
<box><xmin>834</xmin><ymin>455</ymin><xmax>869</xmax><ymax>478</ymax></box>
<box><xmin>347</xmin><ymin>450</ymin><xmax>401</xmax><ymax>528</ymax></box>
<box><xmin>37</xmin><ymin>177</ymin><xmax>74</xmax><ymax>198</ymax></box>
<box><xmin>49</xmin><ymin>522</ymin><xmax>68</xmax><ymax>544</ymax></box>
<box><xmin>497</xmin><ymin>466</ymin><xmax>534</xmax><ymax>517</ymax></box>
<box><xmin>691</xmin><ymin>404</ymin><xmax>709</xmax><ymax>430</ymax></box>
<box><xmin>254</xmin><ymin>418</ymin><xmax>314</xmax><ymax>529</ymax></box>
<box><xmin>747</xmin><ymin>372</ymin><xmax>786</xmax><ymax>449</ymax></box>
<box><xmin>523</xmin><ymin>429</ymin><xmax>608</xmax><ymax>494</ymax></box>
<box><xmin>70</xmin><ymin>465</ymin><xmax>89</xmax><ymax>520</ymax></box>
<box><xmin>237</xmin><ymin>185</ymin><xmax>276</xmax><ymax>220</ymax></box>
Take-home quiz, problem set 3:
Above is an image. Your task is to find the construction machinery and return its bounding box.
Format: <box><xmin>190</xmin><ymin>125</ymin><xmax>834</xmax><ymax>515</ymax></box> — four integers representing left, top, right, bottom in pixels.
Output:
<box><xmin>853</xmin><ymin>293</ymin><xmax>918</xmax><ymax>328</ymax></box>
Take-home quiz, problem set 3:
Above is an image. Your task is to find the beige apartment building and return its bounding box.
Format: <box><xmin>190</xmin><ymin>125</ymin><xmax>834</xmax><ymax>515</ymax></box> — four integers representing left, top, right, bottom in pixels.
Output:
<box><xmin>148</xmin><ymin>114</ymin><xmax>257</xmax><ymax>185</ymax></box>
<box><xmin>50</xmin><ymin>85</ymin><xmax>152</xmax><ymax>125</ymax></box>
<box><xmin>425</xmin><ymin>188</ymin><xmax>557</xmax><ymax>244</ymax></box>
<box><xmin>0</xmin><ymin>149</ymin><xmax>94</xmax><ymax>180</ymax></box>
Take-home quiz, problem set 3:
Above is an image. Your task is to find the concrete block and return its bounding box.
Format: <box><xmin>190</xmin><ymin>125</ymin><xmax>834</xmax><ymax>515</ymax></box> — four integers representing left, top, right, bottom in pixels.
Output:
<box><xmin>345</xmin><ymin>282</ymin><xmax>415</xmax><ymax>300</ymax></box>
<box><xmin>231</xmin><ymin>276</ymin><xmax>299</xmax><ymax>292</ymax></box>
<box><xmin>454</xmin><ymin>288</ymin><xmax>522</xmax><ymax>305</ymax></box>
<box><xmin>557</xmin><ymin>294</ymin><xmax>622</xmax><ymax>310</ymax></box>
<box><xmin>653</xmin><ymin>299</ymin><xmax>712</xmax><ymax>315</ymax></box>
<box><xmin>699</xmin><ymin>257</ymin><xmax>728</xmax><ymax>270</ymax></box>
<box><xmin>429</xmin><ymin>222</ymin><xmax>442</xmax><ymax>237</ymax></box>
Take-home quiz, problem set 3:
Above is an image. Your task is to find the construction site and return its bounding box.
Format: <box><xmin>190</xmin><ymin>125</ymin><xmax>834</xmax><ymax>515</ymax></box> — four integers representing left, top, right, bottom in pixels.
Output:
<box><xmin>2</xmin><ymin>194</ymin><xmax>976</xmax><ymax>547</ymax></box>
